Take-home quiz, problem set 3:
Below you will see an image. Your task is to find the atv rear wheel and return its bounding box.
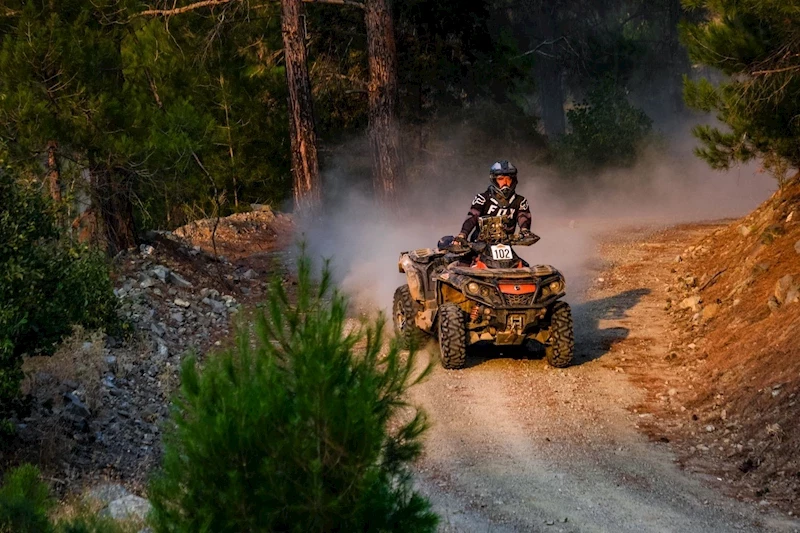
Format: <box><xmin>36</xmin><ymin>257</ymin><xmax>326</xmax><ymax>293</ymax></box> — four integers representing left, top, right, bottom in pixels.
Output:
<box><xmin>438</xmin><ymin>303</ymin><xmax>467</xmax><ymax>369</ymax></box>
<box><xmin>545</xmin><ymin>301</ymin><xmax>574</xmax><ymax>368</ymax></box>
<box><xmin>393</xmin><ymin>285</ymin><xmax>427</xmax><ymax>349</ymax></box>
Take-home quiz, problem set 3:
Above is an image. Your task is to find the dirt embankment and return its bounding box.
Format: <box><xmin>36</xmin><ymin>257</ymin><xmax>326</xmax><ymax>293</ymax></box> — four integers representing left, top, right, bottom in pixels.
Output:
<box><xmin>630</xmin><ymin>178</ymin><xmax>800</xmax><ymax>513</ymax></box>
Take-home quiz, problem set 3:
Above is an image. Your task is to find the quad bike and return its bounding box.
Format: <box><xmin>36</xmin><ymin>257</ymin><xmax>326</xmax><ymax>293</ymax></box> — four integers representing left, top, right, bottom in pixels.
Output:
<box><xmin>393</xmin><ymin>215</ymin><xmax>574</xmax><ymax>369</ymax></box>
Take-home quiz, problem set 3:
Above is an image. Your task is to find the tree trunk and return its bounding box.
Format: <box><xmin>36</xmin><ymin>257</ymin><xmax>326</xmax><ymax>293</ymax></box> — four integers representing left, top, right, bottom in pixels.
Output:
<box><xmin>91</xmin><ymin>167</ymin><xmax>137</xmax><ymax>255</ymax></box>
<box><xmin>667</xmin><ymin>0</ymin><xmax>688</xmax><ymax>114</ymax></box>
<box><xmin>45</xmin><ymin>141</ymin><xmax>61</xmax><ymax>202</ymax></box>
<box><xmin>533</xmin><ymin>5</ymin><xmax>565</xmax><ymax>137</ymax></box>
<box><xmin>365</xmin><ymin>0</ymin><xmax>404</xmax><ymax>203</ymax></box>
<box><xmin>536</xmin><ymin>62</ymin><xmax>565</xmax><ymax>137</ymax></box>
<box><xmin>281</xmin><ymin>0</ymin><xmax>321</xmax><ymax>210</ymax></box>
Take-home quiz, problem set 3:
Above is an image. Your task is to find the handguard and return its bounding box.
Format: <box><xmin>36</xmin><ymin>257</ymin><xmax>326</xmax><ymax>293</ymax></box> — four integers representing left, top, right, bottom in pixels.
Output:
<box><xmin>512</xmin><ymin>232</ymin><xmax>541</xmax><ymax>246</ymax></box>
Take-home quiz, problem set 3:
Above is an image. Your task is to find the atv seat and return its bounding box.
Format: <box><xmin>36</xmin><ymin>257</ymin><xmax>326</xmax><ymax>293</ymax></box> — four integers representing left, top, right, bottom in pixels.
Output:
<box><xmin>447</xmin><ymin>264</ymin><xmax>557</xmax><ymax>278</ymax></box>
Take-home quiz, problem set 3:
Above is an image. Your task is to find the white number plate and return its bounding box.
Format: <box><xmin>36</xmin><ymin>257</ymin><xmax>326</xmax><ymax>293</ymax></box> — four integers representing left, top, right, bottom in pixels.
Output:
<box><xmin>490</xmin><ymin>244</ymin><xmax>513</xmax><ymax>260</ymax></box>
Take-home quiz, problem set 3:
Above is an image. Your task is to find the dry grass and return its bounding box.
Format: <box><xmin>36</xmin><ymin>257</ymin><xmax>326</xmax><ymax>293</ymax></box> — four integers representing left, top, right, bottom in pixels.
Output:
<box><xmin>23</xmin><ymin>327</ymin><xmax>108</xmax><ymax>411</ymax></box>
<box><xmin>50</xmin><ymin>494</ymin><xmax>144</xmax><ymax>532</ymax></box>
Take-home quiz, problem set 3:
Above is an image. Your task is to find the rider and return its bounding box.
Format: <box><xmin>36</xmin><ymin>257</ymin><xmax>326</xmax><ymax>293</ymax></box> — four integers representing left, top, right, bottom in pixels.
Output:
<box><xmin>456</xmin><ymin>160</ymin><xmax>533</xmax><ymax>244</ymax></box>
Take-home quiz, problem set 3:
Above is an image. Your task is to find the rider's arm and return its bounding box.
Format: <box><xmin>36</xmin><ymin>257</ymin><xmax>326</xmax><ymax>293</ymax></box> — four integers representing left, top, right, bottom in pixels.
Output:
<box><xmin>517</xmin><ymin>197</ymin><xmax>531</xmax><ymax>231</ymax></box>
<box><xmin>459</xmin><ymin>193</ymin><xmax>486</xmax><ymax>237</ymax></box>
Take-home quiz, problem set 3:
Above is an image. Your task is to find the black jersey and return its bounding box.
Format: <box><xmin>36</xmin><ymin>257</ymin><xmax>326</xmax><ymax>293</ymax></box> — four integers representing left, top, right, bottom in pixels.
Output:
<box><xmin>460</xmin><ymin>188</ymin><xmax>531</xmax><ymax>238</ymax></box>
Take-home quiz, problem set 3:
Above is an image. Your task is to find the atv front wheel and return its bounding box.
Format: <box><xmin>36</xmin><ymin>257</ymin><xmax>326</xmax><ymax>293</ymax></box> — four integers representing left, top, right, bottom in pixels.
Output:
<box><xmin>393</xmin><ymin>285</ymin><xmax>427</xmax><ymax>349</ymax></box>
<box><xmin>545</xmin><ymin>301</ymin><xmax>574</xmax><ymax>368</ymax></box>
<box><xmin>438</xmin><ymin>303</ymin><xmax>467</xmax><ymax>369</ymax></box>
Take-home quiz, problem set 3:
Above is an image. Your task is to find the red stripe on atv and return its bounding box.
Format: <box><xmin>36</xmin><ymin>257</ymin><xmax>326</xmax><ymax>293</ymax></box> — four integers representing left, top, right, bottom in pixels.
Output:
<box><xmin>498</xmin><ymin>283</ymin><xmax>537</xmax><ymax>294</ymax></box>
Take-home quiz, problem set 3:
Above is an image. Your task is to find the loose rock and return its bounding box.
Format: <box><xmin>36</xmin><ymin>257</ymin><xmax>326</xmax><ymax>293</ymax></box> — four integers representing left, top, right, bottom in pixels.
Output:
<box><xmin>152</xmin><ymin>265</ymin><xmax>170</xmax><ymax>282</ymax></box>
<box><xmin>64</xmin><ymin>392</ymin><xmax>91</xmax><ymax>419</ymax></box>
<box><xmin>680</xmin><ymin>296</ymin><xmax>702</xmax><ymax>313</ymax></box>
<box><xmin>168</xmin><ymin>271</ymin><xmax>193</xmax><ymax>288</ymax></box>
<box><xmin>702</xmin><ymin>303</ymin><xmax>720</xmax><ymax>321</ymax></box>
<box><xmin>105</xmin><ymin>495</ymin><xmax>152</xmax><ymax>522</ymax></box>
<box><xmin>774</xmin><ymin>275</ymin><xmax>799</xmax><ymax>304</ymax></box>
<box><xmin>202</xmin><ymin>297</ymin><xmax>227</xmax><ymax>314</ymax></box>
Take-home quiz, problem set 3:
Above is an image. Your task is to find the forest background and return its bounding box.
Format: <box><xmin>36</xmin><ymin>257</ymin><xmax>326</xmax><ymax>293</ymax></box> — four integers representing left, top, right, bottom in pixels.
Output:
<box><xmin>1</xmin><ymin>2</ymin><xmax>800</xmax><ymax>528</ymax></box>
<box><xmin>1</xmin><ymin>0</ymin><xmax>799</xmax><ymax>438</ymax></box>
<box><xmin>0</xmin><ymin>0</ymin><xmax>718</xmax><ymax>246</ymax></box>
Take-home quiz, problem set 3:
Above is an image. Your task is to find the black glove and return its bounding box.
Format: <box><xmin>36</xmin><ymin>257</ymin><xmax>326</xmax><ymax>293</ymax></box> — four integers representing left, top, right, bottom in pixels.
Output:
<box><xmin>518</xmin><ymin>229</ymin><xmax>540</xmax><ymax>244</ymax></box>
<box><xmin>453</xmin><ymin>234</ymin><xmax>469</xmax><ymax>248</ymax></box>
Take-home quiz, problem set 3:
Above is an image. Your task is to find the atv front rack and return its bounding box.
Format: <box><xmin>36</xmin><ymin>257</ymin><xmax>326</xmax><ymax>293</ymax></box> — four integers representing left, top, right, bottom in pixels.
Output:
<box><xmin>447</xmin><ymin>264</ymin><xmax>557</xmax><ymax>278</ymax></box>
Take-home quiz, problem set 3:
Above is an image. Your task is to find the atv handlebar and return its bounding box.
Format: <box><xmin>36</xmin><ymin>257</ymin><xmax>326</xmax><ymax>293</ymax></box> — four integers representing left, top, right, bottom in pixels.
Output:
<box><xmin>446</xmin><ymin>232</ymin><xmax>540</xmax><ymax>253</ymax></box>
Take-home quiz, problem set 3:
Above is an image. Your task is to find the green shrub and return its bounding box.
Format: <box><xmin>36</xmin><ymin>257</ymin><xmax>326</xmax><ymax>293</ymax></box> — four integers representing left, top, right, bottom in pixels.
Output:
<box><xmin>554</xmin><ymin>79</ymin><xmax>653</xmax><ymax>175</ymax></box>
<box><xmin>0</xmin><ymin>172</ymin><xmax>119</xmax><ymax>423</ymax></box>
<box><xmin>0</xmin><ymin>464</ymin><xmax>53</xmax><ymax>533</ymax></box>
<box><xmin>55</xmin><ymin>513</ymin><xmax>130</xmax><ymax>533</ymax></box>
<box><xmin>149</xmin><ymin>255</ymin><xmax>438</xmax><ymax>532</ymax></box>
<box><xmin>0</xmin><ymin>464</ymin><xmax>130</xmax><ymax>533</ymax></box>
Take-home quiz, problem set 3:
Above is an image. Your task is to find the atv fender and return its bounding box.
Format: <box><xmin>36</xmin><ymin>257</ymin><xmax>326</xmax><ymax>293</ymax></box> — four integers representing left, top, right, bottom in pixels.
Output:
<box><xmin>399</xmin><ymin>254</ymin><xmax>425</xmax><ymax>302</ymax></box>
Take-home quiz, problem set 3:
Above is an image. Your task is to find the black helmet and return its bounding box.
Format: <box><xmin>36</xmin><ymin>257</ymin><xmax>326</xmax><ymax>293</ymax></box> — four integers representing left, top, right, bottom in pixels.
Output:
<box><xmin>489</xmin><ymin>160</ymin><xmax>518</xmax><ymax>200</ymax></box>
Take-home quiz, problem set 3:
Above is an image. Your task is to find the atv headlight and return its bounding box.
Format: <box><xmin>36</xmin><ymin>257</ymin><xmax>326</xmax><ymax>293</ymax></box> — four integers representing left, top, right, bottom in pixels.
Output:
<box><xmin>540</xmin><ymin>287</ymin><xmax>551</xmax><ymax>298</ymax></box>
<box><xmin>467</xmin><ymin>282</ymin><xmax>480</xmax><ymax>294</ymax></box>
<box><xmin>549</xmin><ymin>281</ymin><xmax>564</xmax><ymax>293</ymax></box>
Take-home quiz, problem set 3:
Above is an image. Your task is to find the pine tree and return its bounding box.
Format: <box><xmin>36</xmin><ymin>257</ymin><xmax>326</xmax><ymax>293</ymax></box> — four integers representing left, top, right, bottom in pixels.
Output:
<box><xmin>681</xmin><ymin>0</ymin><xmax>800</xmax><ymax>180</ymax></box>
<box><xmin>149</xmin><ymin>254</ymin><xmax>437</xmax><ymax>532</ymax></box>
<box><xmin>0</xmin><ymin>1</ymin><xmax>294</xmax><ymax>235</ymax></box>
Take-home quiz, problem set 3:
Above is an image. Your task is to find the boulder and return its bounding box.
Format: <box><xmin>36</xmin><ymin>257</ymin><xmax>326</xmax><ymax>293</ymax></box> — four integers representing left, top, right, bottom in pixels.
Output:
<box><xmin>105</xmin><ymin>495</ymin><xmax>152</xmax><ymax>522</ymax></box>
<box><xmin>85</xmin><ymin>484</ymin><xmax>130</xmax><ymax>506</ymax></box>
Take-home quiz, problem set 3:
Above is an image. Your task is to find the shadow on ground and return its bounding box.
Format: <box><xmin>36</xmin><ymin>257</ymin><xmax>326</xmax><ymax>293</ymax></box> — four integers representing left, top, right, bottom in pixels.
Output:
<box><xmin>572</xmin><ymin>288</ymin><xmax>651</xmax><ymax>364</ymax></box>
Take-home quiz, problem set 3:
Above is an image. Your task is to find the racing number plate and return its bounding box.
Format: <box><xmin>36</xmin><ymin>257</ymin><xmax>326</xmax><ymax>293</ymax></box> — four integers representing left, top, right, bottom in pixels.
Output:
<box><xmin>490</xmin><ymin>244</ymin><xmax>512</xmax><ymax>260</ymax></box>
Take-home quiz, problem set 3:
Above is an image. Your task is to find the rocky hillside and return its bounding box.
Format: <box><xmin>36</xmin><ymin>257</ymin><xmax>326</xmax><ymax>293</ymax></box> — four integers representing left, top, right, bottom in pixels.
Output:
<box><xmin>5</xmin><ymin>208</ymin><xmax>292</xmax><ymax>496</ymax></box>
<box><xmin>662</xmin><ymin>177</ymin><xmax>800</xmax><ymax>510</ymax></box>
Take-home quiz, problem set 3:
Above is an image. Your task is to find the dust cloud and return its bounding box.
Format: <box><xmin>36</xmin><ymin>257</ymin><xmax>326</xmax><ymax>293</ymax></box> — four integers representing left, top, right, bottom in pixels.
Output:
<box><xmin>299</xmin><ymin>122</ymin><xmax>776</xmax><ymax>314</ymax></box>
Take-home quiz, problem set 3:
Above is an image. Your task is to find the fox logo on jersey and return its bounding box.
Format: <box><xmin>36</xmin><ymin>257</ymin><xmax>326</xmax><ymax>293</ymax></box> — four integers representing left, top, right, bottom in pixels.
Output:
<box><xmin>460</xmin><ymin>187</ymin><xmax>532</xmax><ymax>239</ymax></box>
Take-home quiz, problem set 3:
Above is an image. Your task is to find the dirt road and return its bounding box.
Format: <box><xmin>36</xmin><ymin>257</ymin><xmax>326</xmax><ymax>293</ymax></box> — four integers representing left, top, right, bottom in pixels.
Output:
<box><xmin>409</xmin><ymin>225</ymin><xmax>800</xmax><ymax>533</ymax></box>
